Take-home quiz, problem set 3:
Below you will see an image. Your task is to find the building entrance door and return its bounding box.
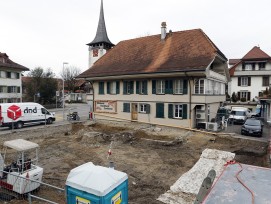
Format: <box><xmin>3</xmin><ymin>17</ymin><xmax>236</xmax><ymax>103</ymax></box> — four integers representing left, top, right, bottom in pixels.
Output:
<box><xmin>131</xmin><ymin>103</ymin><xmax>138</xmax><ymax>121</ymax></box>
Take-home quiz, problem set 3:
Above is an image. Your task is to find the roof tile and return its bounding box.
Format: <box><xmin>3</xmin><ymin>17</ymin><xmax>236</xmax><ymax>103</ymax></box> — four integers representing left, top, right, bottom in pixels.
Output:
<box><xmin>79</xmin><ymin>29</ymin><xmax>226</xmax><ymax>78</ymax></box>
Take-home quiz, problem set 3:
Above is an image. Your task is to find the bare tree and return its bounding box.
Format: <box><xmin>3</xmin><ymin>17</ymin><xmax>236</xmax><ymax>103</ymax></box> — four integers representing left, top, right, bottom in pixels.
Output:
<box><xmin>61</xmin><ymin>66</ymin><xmax>81</xmax><ymax>92</ymax></box>
<box><xmin>25</xmin><ymin>67</ymin><xmax>57</xmax><ymax>104</ymax></box>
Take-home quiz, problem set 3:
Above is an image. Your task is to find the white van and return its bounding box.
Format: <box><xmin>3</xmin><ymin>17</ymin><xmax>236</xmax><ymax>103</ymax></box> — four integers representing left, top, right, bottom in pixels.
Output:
<box><xmin>229</xmin><ymin>107</ymin><xmax>250</xmax><ymax>124</ymax></box>
<box><xmin>0</xmin><ymin>102</ymin><xmax>55</xmax><ymax>129</ymax></box>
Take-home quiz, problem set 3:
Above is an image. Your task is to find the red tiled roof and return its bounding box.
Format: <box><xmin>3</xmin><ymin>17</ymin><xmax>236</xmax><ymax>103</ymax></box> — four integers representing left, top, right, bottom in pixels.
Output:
<box><xmin>22</xmin><ymin>76</ymin><xmax>32</xmax><ymax>83</ymax></box>
<box><xmin>75</xmin><ymin>79</ymin><xmax>86</xmax><ymax>87</ymax></box>
<box><xmin>78</xmin><ymin>29</ymin><xmax>227</xmax><ymax>78</ymax></box>
<box><xmin>229</xmin><ymin>59</ymin><xmax>240</xmax><ymax>66</ymax></box>
<box><xmin>242</xmin><ymin>46</ymin><xmax>271</xmax><ymax>60</ymax></box>
<box><xmin>0</xmin><ymin>52</ymin><xmax>29</xmax><ymax>71</ymax></box>
<box><xmin>229</xmin><ymin>61</ymin><xmax>242</xmax><ymax>76</ymax></box>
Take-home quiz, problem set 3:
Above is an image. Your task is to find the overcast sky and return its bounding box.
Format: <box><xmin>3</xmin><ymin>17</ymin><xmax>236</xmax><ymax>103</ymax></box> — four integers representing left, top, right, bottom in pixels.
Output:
<box><xmin>0</xmin><ymin>0</ymin><xmax>270</xmax><ymax>76</ymax></box>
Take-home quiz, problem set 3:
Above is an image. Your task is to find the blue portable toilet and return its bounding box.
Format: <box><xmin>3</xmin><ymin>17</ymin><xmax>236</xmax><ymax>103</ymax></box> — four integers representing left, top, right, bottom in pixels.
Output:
<box><xmin>66</xmin><ymin>162</ymin><xmax>128</xmax><ymax>204</ymax></box>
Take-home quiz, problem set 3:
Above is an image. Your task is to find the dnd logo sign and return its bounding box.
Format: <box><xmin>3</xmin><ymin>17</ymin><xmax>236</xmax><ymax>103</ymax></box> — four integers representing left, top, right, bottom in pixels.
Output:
<box><xmin>7</xmin><ymin>105</ymin><xmax>22</xmax><ymax>120</ymax></box>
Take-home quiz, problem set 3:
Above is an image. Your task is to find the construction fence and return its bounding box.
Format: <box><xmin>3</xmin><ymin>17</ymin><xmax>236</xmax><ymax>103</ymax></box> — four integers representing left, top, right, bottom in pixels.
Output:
<box><xmin>0</xmin><ymin>170</ymin><xmax>65</xmax><ymax>204</ymax></box>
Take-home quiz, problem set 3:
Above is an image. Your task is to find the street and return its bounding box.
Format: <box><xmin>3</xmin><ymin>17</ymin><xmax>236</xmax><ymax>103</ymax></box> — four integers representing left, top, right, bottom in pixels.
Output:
<box><xmin>0</xmin><ymin>103</ymin><xmax>91</xmax><ymax>134</ymax></box>
<box><xmin>53</xmin><ymin>103</ymin><xmax>91</xmax><ymax>121</ymax></box>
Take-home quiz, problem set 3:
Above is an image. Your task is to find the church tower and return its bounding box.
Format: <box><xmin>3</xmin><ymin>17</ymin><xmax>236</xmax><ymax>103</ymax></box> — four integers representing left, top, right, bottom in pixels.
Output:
<box><xmin>87</xmin><ymin>0</ymin><xmax>114</xmax><ymax>68</ymax></box>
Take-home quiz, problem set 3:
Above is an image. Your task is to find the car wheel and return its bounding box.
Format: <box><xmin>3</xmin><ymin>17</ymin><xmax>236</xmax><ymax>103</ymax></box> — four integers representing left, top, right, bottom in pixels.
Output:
<box><xmin>47</xmin><ymin>118</ymin><xmax>53</xmax><ymax>124</ymax></box>
<box><xmin>16</xmin><ymin>121</ymin><xmax>24</xmax><ymax>129</ymax></box>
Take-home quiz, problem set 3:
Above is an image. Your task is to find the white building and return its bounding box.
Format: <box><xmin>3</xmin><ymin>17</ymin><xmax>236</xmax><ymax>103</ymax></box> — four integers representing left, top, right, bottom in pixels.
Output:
<box><xmin>0</xmin><ymin>52</ymin><xmax>29</xmax><ymax>103</ymax></box>
<box><xmin>228</xmin><ymin>46</ymin><xmax>271</xmax><ymax>101</ymax></box>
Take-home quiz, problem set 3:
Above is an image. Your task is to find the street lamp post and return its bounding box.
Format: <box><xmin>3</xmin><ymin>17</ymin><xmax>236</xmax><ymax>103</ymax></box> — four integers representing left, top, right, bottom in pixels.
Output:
<box><xmin>63</xmin><ymin>62</ymin><xmax>68</xmax><ymax>121</ymax></box>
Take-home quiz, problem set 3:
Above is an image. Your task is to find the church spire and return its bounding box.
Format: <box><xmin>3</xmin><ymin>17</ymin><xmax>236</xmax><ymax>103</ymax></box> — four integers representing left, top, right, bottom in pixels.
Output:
<box><xmin>87</xmin><ymin>0</ymin><xmax>114</xmax><ymax>48</ymax></box>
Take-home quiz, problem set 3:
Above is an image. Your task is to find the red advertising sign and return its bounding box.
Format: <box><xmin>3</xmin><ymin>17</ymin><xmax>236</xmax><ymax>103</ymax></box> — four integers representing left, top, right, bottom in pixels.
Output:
<box><xmin>7</xmin><ymin>105</ymin><xmax>22</xmax><ymax>120</ymax></box>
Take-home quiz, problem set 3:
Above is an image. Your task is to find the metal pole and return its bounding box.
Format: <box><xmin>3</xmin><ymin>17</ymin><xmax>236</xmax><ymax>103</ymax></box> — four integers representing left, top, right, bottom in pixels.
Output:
<box><xmin>62</xmin><ymin>62</ymin><xmax>68</xmax><ymax>121</ymax></box>
<box><xmin>28</xmin><ymin>193</ymin><xmax>32</xmax><ymax>204</ymax></box>
<box><xmin>29</xmin><ymin>194</ymin><xmax>59</xmax><ymax>204</ymax></box>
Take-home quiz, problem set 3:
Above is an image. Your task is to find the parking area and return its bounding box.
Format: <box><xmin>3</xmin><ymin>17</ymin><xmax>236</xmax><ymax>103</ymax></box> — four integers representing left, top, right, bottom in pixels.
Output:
<box><xmin>222</xmin><ymin>120</ymin><xmax>270</xmax><ymax>141</ymax></box>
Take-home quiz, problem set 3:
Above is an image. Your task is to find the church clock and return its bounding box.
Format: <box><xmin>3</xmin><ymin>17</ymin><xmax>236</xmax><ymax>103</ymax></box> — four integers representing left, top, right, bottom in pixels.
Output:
<box><xmin>93</xmin><ymin>49</ymin><xmax>99</xmax><ymax>57</ymax></box>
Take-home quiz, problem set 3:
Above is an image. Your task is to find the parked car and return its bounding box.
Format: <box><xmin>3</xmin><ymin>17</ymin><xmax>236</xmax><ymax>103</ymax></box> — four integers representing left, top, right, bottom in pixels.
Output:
<box><xmin>229</xmin><ymin>107</ymin><xmax>250</xmax><ymax>124</ymax></box>
<box><xmin>241</xmin><ymin>118</ymin><xmax>263</xmax><ymax>137</ymax></box>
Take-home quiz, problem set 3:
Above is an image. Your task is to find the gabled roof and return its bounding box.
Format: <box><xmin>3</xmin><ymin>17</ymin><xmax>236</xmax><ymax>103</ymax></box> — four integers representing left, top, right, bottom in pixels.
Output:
<box><xmin>87</xmin><ymin>0</ymin><xmax>114</xmax><ymax>47</ymax></box>
<box><xmin>242</xmin><ymin>46</ymin><xmax>271</xmax><ymax>60</ymax></box>
<box><xmin>0</xmin><ymin>52</ymin><xmax>29</xmax><ymax>71</ymax></box>
<box><xmin>229</xmin><ymin>46</ymin><xmax>271</xmax><ymax>76</ymax></box>
<box><xmin>79</xmin><ymin>29</ymin><xmax>227</xmax><ymax>79</ymax></box>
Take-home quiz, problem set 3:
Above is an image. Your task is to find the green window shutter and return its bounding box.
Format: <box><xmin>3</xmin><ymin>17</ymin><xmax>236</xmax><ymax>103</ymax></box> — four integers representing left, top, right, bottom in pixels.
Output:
<box><xmin>17</xmin><ymin>87</ymin><xmax>20</xmax><ymax>93</ymax></box>
<box><xmin>116</xmin><ymin>81</ymin><xmax>120</xmax><ymax>94</ymax></box>
<box><xmin>165</xmin><ymin>80</ymin><xmax>169</xmax><ymax>94</ymax></box>
<box><xmin>168</xmin><ymin>104</ymin><xmax>173</xmax><ymax>118</ymax></box>
<box><xmin>107</xmin><ymin>82</ymin><xmax>110</xmax><ymax>94</ymax></box>
<box><xmin>146</xmin><ymin>104</ymin><xmax>150</xmax><ymax>114</ymax></box>
<box><xmin>136</xmin><ymin>81</ymin><xmax>139</xmax><ymax>94</ymax></box>
<box><xmin>130</xmin><ymin>81</ymin><xmax>134</xmax><ymax>94</ymax></box>
<box><xmin>152</xmin><ymin>80</ymin><xmax>156</xmax><ymax>94</ymax></box>
<box><xmin>123</xmin><ymin>81</ymin><xmax>127</xmax><ymax>94</ymax></box>
<box><xmin>183</xmin><ymin>80</ymin><xmax>188</xmax><ymax>94</ymax></box>
<box><xmin>98</xmin><ymin>82</ymin><xmax>104</xmax><ymax>94</ymax></box>
<box><xmin>238</xmin><ymin>78</ymin><xmax>241</xmax><ymax>86</ymax></box>
<box><xmin>123</xmin><ymin>103</ymin><xmax>130</xmax><ymax>112</ymax></box>
<box><xmin>182</xmin><ymin>104</ymin><xmax>188</xmax><ymax>119</ymax></box>
<box><xmin>165</xmin><ymin>80</ymin><xmax>173</xmax><ymax>94</ymax></box>
<box><xmin>169</xmin><ymin>80</ymin><xmax>173</xmax><ymax>94</ymax></box>
<box><xmin>143</xmin><ymin>80</ymin><xmax>148</xmax><ymax>95</ymax></box>
<box><xmin>156</xmin><ymin>103</ymin><xmax>164</xmax><ymax>118</ymax></box>
<box><xmin>248</xmin><ymin>77</ymin><xmax>251</xmax><ymax>86</ymax></box>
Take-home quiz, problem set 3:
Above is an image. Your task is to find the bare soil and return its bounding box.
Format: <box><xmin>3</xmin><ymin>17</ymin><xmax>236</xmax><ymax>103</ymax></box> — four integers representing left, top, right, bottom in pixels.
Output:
<box><xmin>6</xmin><ymin>120</ymin><xmax>269</xmax><ymax>204</ymax></box>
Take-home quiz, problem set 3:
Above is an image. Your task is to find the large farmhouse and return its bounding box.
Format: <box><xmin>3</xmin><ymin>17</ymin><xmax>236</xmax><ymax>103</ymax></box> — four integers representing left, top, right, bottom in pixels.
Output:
<box><xmin>79</xmin><ymin>20</ymin><xmax>229</xmax><ymax>129</ymax></box>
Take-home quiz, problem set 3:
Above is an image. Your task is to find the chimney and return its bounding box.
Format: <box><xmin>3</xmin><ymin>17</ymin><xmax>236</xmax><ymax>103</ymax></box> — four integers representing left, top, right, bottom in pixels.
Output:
<box><xmin>161</xmin><ymin>22</ymin><xmax>167</xmax><ymax>41</ymax></box>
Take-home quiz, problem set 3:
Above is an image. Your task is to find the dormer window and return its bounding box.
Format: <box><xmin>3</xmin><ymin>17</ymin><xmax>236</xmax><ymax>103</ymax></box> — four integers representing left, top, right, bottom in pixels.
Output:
<box><xmin>259</xmin><ymin>62</ymin><xmax>266</xmax><ymax>69</ymax></box>
<box><xmin>245</xmin><ymin>64</ymin><xmax>252</xmax><ymax>70</ymax></box>
<box><xmin>242</xmin><ymin>63</ymin><xmax>255</xmax><ymax>71</ymax></box>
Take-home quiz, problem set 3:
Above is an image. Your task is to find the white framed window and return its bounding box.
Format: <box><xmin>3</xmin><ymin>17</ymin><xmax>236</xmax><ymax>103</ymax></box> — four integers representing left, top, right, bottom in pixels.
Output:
<box><xmin>139</xmin><ymin>104</ymin><xmax>147</xmax><ymax>113</ymax></box>
<box><xmin>0</xmin><ymin>86</ymin><xmax>7</xmax><ymax>93</ymax></box>
<box><xmin>156</xmin><ymin>80</ymin><xmax>165</xmax><ymax>94</ymax></box>
<box><xmin>174</xmin><ymin>104</ymin><xmax>183</xmax><ymax>118</ymax></box>
<box><xmin>195</xmin><ymin>79</ymin><xmax>205</xmax><ymax>94</ymax></box>
<box><xmin>174</xmin><ymin>79</ymin><xmax>183</xmax><ymax>94</ymax></box>
<box><xmin>11</xmin><ymin>72</ymin><xmax>17</xmax><ymax>79</ymax></box>
<box><xmin>245</xmin><ymin>64</ymin><xmax>252</xmax><ymax>70</ymax></box>
<box><xmin>110</xmin><ymin>81</ymin><xmax>116</xmax><ymax>94</ymax></box>
<box><xmin>9</xmin><ymin>86</ymin><xmax>17</xmax><ymax>93</ymax></box>
<box><xmin>240</xmin><ymin>91</ymin><xmax>247</xmax><ymax>99</ymax></box>
<box><xmin>0</xmin><ymin>71</ymin><xmax>6</xmax><ymax>78</ymax></box>
<box><xmin>241</xmin><ymin>77</ymin><xmax>248</xmax><ymax>86</ymax></box>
